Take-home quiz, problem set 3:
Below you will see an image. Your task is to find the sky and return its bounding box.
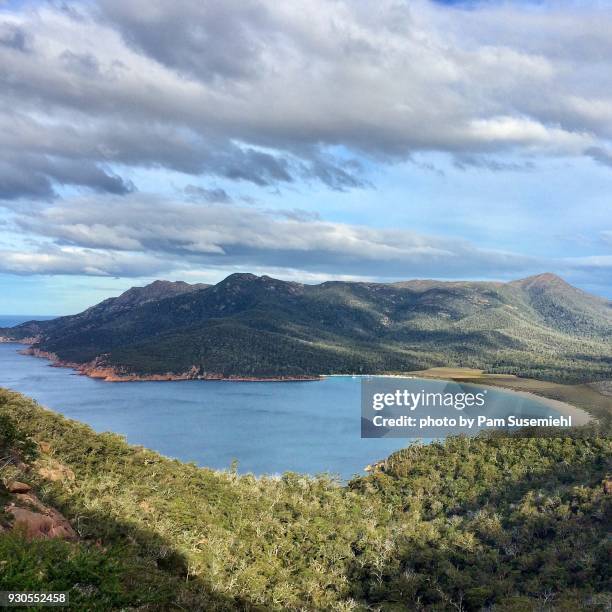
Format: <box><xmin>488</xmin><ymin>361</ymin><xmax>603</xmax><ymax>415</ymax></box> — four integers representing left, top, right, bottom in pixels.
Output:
<box><xmin>0</xmin><ymin>0</ymin><xmax>611</xmax><ymax>314</ymax></box>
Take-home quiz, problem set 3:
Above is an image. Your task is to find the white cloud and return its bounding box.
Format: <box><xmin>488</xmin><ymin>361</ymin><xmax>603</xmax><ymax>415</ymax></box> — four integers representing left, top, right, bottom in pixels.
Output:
<box><xmin>0</xmin><ymin>244</ymin><xmax>167</xmax><ymax>276</ymax></box>
<box><xmin>6</xmin><ymin>194</ymin><xmax>539</xmax><ymax>278</ymax></box>
<box><xmin>0</xmin><ymin>0</ymin><xmax>611</xmax><ymax>297</ymax></box>
<box><xmin>1</xmin><ymin>0</ymin><xmax>612</xmax><ymax>198</ymax></box>
<box><xmin>3</xmin><ymin>193</ymin><xmax>610</xmax><ymax>293</ymax></box>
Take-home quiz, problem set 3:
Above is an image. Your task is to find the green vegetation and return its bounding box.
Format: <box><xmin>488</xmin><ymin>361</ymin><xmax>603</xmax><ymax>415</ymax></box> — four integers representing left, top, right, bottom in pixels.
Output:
<box><xmin>2</xmin><ymin>273</ymin><xmax>611</xmax><ymax>383</ymax></box>
<box><xmin>1</xmin><ymin>388</ymin><xmax>610</xmax><ymax>610</ymax></box>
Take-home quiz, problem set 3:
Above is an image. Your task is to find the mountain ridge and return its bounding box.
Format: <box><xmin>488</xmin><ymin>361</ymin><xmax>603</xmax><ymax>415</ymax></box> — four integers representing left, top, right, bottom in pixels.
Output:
<box><xmin>1</xmin><ymin>272</ymin><xmax>610</xmax><ymax>383</ymax></box>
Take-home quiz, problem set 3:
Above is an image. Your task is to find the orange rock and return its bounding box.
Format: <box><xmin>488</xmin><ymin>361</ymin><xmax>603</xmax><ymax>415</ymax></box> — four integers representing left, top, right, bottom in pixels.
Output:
<box><xmin>13</xmin><ymin>492</ymin><xmax>46</xmax><ymax>511</ymax></box>
<box><xmin>39</xmin><ymin>441</ymin><xmax>52</xmax><ymax>453</ymax></box>
<box><xmin>6</xmin><ymin>506</ymin><xmax>77</xmax><ymax>541</ymax></box>
<box><xmin>6</xmin><ymin>481</ymin><xmax>31</xmax><ymax>494</ymax></box>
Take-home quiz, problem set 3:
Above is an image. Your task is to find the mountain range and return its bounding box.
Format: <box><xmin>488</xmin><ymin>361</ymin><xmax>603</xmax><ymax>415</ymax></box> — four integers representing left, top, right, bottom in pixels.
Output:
<box><xmin>1</xmin><ymin>273</ymin><xmax>610</xmax><ymax>382</ymax></box>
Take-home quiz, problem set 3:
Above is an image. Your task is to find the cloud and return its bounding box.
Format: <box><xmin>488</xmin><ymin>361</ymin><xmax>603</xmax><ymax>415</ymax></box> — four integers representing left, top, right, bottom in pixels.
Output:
<box><xmin>0</xmin><ymin>0</ymin><xmax>611</xmax><ymax>299</ymax></box>
<box><xmin>184</xmin><ymin>185</ymin><xmax>233</xmax><ymax>204</ymax></box>
<box><xmin>0</xmin><ymin>21</ymin><xmax>28</xmax><ymax>51</ymax></box>
<box><xmin>585</xmin><ymin>146</ymin><xmax>612</xmax><ymax>168</ymax></box>
<box><xmin>453</xmin><ymin>154</ymin><xmax>535</xmax><ymax>172</ymax></box>
<box><xmin>6</xmin><ymin>193</ymin><xmax>541</xmax><ymax>279</ymax></box>
<box><xmin>0</xmin><ymin>0</ymin><xmax>611</xmax><ymax>199</ymax></box>
<box><xmin>0</xmin><ymin>244</ymin><xmax>167</xmax><ymax>277</ymax></box>
<box><xmin>0</xmin><ymin>161</ymin><xmax>55</xmax><ymax>200</ymax></box>
<box><xmin>3</xmin><ymin>193</ymin><xmax>610</xmax><ymax>295</ymax></box>
<box><xmin>97</xmin><ymin>0</ymin><xmax>273</xmax><ymax>83</ymax></box>
<box><xmin>0</xmin><ymin>156</ymin><xmax>134</xmax><ymax>200</ymax></box>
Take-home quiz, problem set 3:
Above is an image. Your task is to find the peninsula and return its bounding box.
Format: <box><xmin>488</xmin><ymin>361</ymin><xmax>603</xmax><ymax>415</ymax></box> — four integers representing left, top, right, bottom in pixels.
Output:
<box><xmin>1</xmin><ymin>272</ymin><xmax>610</xmax><ymax>383</ymax></box>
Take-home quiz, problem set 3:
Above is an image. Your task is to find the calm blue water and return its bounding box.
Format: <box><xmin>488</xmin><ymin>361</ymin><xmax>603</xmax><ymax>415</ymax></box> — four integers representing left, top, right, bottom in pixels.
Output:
<box><xmin>0</xmin><ymin>344</ymin><xmax>413</xmax><ymax>478</ymax></box>
<box><xmin>0</xmin><ymin>315</ymin><xmax>564</xmax><ymax>479</ymax></box>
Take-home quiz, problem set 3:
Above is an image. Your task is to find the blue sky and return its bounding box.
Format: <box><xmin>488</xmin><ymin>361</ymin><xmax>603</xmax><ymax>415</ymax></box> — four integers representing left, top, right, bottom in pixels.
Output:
<box><xmin>0</xmin><ymin>0</ymin><xmax>611</xmax><ymax>314</ymax></box>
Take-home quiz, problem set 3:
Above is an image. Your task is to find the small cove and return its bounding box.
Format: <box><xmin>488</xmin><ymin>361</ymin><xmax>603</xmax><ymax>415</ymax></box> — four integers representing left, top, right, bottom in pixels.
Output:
<box><xmin>0</xmin><ymin>337</ymin><xmax>576</xmax><ymax>480</ymax></box>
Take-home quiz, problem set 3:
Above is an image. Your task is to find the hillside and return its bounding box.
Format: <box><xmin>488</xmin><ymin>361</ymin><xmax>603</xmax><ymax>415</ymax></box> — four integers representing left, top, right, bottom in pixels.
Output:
<box><xmin>1</xmin><ymin>273</ymin><xmax>611</xmax><ymax>383</ymax></box>
<box><xmin>1</xmin><ymin>389</ymin><xmax>610</xmax><ymax>610</ymax></box>
<box><xmin>0</xmin><ymin>280</ymin><xmax>209</xmax><ymax>342</ymax></box>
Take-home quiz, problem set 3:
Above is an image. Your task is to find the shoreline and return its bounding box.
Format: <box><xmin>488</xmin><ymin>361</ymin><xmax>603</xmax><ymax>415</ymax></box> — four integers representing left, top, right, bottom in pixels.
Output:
<box><xmin>468</xmin><ymin>383</ymin><xmax>593</xmax><ymax>426</ymax></box>
<box><xmin>328</xmin><ymin>373</ymin><xmax>595</xmax><ymax>425</ymax></box>
<box><xmin>18</xmin><ymin>345</ymin><xmax>322</xmax><ymax>383</ymax></box>
<box><xmin>3</xmin><ymin>344</ymin><xmax>601</xmax><ymax>423</ymax></box>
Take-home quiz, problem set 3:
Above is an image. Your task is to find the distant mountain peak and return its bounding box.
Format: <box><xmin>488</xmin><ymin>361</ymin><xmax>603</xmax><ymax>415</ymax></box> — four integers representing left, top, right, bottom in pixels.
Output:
<box><xmin>216</xmin><ymin>273</ymin><xmax>304</xmax><ymax>295</ymax></box>
<box><xmin>220</xmin><ymin>273</ymin><xmax>259</xmax><ymax>284</ymax></box>
<box><xmin>116</xmin><ymin>280</ymin><xmax>208</xmax><ymax>301</ymax></box>
<box><xmin>511</xmin><ymin>272</ymin><xmax>570</xmax><ymax>290</ymax></box>
<box><xmin>146</xmin><ymin>280</ymin><xmax>190</xmax><ymax>288</ymax></box>
<box><xmin>527</xmin><ymin>272</ymin><xmax>562</xmax><ymax>281</ymax></box>
<box><xmin>80</xmin><ymin>279</ymin><xmax>211</xmax><ymax>317</ymax></box>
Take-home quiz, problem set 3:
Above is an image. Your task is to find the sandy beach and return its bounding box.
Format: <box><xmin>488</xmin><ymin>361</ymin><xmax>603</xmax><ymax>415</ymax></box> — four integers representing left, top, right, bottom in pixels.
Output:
<box><xmin>474</xmin><ymin>384</ymin><xmax>593</xmax><ymax>426</ymax></box>
<box><xmin>331</xmin><ymin>371</ymin><xmax>596</xmax><ymax>426</ymax></box>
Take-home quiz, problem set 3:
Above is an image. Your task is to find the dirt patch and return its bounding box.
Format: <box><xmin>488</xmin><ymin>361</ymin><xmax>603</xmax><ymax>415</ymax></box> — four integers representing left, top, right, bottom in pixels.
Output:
<box><xmin>37</xmin><ymin>459</ymin><xmax>75</xmax><ymax>482</ymax></box>
<box><xmin>410</xmin><ymin>367</ymin><xmax>517</xmax><ymax>380</ymax></box>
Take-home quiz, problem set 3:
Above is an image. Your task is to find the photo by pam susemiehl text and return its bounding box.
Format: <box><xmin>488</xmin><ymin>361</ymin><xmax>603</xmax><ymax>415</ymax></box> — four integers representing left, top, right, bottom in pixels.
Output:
<box><xmin>361</xmin><ymin>377</ymin><xmax>574</xmax><ymax>438</ymax></box>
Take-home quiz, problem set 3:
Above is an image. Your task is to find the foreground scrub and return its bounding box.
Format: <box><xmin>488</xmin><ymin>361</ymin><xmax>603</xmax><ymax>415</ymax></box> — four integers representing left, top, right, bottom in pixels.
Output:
<box><xmin>1</xmin><ymin>388</ymin><xmax>610</xmax><ymax>611</ymax></box>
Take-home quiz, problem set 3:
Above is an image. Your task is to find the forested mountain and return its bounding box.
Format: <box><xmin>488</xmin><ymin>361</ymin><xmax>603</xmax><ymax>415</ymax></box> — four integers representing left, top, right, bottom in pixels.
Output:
<box><xmin>1</xmin><ymin>273</ymin><xmax>611</xmax><ymax>382</ymax></box>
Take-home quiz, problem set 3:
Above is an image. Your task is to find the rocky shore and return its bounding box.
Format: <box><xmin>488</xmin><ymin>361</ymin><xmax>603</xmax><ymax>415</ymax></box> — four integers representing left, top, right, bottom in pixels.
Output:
<box><xmin>20</xmin><ymin>347</ymin><xmax>321</xmax><ymax>383</ymax></box>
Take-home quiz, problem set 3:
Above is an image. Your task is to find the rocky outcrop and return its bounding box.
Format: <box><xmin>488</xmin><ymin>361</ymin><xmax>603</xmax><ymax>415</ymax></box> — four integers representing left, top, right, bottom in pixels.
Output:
<box><xmin>3</xmin><ymin>478</ymin><xmax>77</xmax><ymax>541</ymax></box>
<box><xmin>21</xmin><ymin>347</ymin><xmax>60</xmax><ymax>362</ymax></box>
<box><xmin>6</xmin><ymin>481</ymin><xmax>31</xmax><ymax>494</ymax></box>
<box><xmin>6</xmin><ymin>496</ymin><xmax>77</xmax><ymax>541</ymax></box>
<box><xmin>364</xmin><ymin>460</ymin><xmax>387</xmax><ymax>473</ymax></box>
